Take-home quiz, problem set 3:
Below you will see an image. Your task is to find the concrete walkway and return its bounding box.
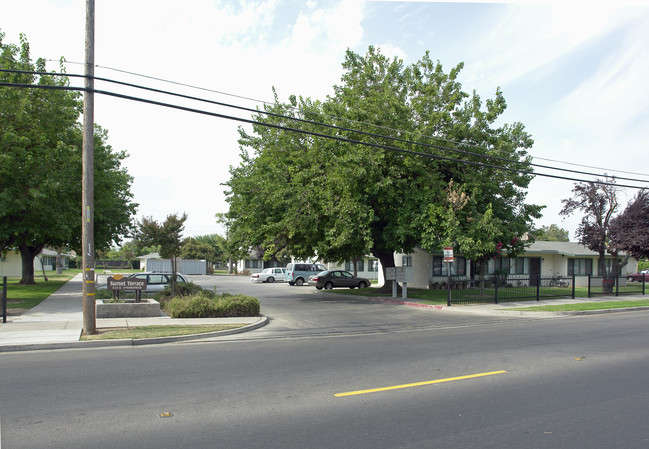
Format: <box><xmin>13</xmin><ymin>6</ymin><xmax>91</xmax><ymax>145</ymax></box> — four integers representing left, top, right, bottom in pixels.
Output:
<box><xmin>0</xmin><ymin>274</ymin><xmax>266</xmax><ymax>351</ymax></box>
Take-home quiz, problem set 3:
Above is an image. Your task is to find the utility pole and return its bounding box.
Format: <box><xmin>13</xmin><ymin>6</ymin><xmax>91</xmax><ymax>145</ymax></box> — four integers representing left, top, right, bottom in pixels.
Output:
<box><xmin>82</xmin><ymin>0</ymin><xmax>96</xmax><ymax>334</ymax></box>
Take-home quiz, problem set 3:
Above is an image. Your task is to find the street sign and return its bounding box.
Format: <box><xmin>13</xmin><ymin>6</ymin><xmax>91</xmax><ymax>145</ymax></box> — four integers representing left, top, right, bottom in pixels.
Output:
<box><xmin>443</xmin><ymin>247</ymin><xmax>454</xmax><ymax>262</ymax></box>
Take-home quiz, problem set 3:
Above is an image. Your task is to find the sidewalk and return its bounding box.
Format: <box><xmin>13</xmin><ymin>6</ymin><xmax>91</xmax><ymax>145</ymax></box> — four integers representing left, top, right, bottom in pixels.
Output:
<box><xmin>0</xmin><ymin>274</ymin><xmax>266</xmax><ymax>352</ymax></box>
<box><xmin>368</xmin><ymin>294</ymin><xmax>649</xmax><ymax>317</ymax></box>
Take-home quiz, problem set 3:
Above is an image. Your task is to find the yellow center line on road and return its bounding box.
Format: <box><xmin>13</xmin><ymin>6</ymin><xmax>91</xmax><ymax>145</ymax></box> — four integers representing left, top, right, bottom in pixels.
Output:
<box><xmin>334</xmin><ymin>370</ymin><xmax>507</xmax><ymax>397</ymax></box>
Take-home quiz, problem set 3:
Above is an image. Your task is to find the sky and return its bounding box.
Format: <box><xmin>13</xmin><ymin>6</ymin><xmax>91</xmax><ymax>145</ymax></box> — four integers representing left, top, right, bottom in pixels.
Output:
<box><xmin>3</xmin><ymin>0</ymin><xmax>649</xmax><ymax>242</ymax></box>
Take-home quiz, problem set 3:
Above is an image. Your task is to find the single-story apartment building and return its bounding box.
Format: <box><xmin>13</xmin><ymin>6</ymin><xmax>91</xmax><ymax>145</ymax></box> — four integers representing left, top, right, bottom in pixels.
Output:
<box><xmin>0</xmin><ymin>248</ymin><xmax>73</xmax><ymax>277</ymax></box>
<box><xmin>396</xmin><ymin>241</ymin><xmax>638</xmax><ymax>289</ymax></box>
<box><xmin>237</xmin><ymin>241</ymin><xmax>638</xmax><ymax>289</ymax></box>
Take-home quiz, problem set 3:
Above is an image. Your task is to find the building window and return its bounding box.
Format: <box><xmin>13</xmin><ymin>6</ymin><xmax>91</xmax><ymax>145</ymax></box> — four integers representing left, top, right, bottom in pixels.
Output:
<box><xmin>245</xmin><ymin>259</ymin><xmax>261</xmax><ymax>269</ymax></box>
<box><xmin>455</xmin><ymin>256</ymin><xmax>466</xmax><ymax>276</ymax></box>
<box><xmin>512</xmin><ymin>258</ymin><xmax>527</xmax><ymax>274</ymax></box>
<box><xmin>433</xmin><ymin>256</ymin><xmax>466</xmax><ymax>276</ymax></box>
<box><xmin>345</xmin><ymin>260</ymin><xmax>365</xmax><ymax>272</ymax></box>
<box><xmin>402</xmin><ymin>256</ymin><xmax>413</xmax><ymax>267</ymax></box>
<box><xmin>368</xmin><ymin>259</ymin><xmax>379</xmax><ymax>272</ymax></box>
<box><xmin>568</xmin><ymin>258</ymin><xmax>592</xmax><ymax>276</ymax></box>
<box><xmin>598</xmin><ymin>259</ymin><xmax>615</xmax><ymax>276</ymax></box>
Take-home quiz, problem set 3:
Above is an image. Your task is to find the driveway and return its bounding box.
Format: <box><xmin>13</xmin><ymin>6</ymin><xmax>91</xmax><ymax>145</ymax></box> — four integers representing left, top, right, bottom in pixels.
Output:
<box><xmin>186</xmin><ymin>274</ymin><xmax>534</xmax><ymax>339</ymax></box>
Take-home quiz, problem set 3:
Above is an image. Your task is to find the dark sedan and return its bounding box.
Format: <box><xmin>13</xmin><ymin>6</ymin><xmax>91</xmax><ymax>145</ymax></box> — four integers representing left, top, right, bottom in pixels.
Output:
<box><xmin>307</xmin><ymin>270</ymin><xmax>371</xmax><ymax>290</ymax></box>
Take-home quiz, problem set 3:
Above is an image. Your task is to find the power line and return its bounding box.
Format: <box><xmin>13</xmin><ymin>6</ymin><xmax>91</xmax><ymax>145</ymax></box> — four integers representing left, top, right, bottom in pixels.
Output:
<box><xmin>53</xmin><ymin>60</ymin><xmax>649</xmax><ymax>182</ymax></box>
<box><xmin>3</xmin><ymin>67</ymin><xmax>649</xmax><ymax>187</ymax></box>
<box><xmin>2</xmin><ymin>78</ymin><xmax>647</xmax><ymax>191</ymax></box>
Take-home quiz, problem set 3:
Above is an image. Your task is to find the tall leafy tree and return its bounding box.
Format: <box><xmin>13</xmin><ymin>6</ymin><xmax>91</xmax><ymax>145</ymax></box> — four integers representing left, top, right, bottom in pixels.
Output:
<box><xmin>560</xmin><ymin>177</ymin><xmax>627</xmax><ymax>292</ymax></box>
<box><xmin>535</xmin><ymin>224</ymin><xmax>570</xmax><ymax>242</ymax></box>
<box><xmin>0</xmin><ymin>32</ymin><xmax>138</xmax><ymax>283</ymax></box>
<box><xmin>181</xmin><ymin>237</ymin><xmax>216</xmax><ymax>262</ymax></box>
<box><xmin>225</xmin><ymin>47</ymin><xmax>542</xmax><ymax>288</ymax></box>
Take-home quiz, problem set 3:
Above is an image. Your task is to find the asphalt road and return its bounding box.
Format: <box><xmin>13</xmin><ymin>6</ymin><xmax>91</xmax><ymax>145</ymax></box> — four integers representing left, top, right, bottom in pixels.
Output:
<box><xmin>1</xmin><ymin>276</ymin><xmax>648</xmax><ymax>448</ymax></box>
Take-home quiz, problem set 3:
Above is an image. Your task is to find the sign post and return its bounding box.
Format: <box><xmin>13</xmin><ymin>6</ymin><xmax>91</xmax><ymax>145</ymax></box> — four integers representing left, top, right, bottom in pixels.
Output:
<box><xmin>443</xmin><ymin>247</ymin><xmax>454</xmax><ymax>306</ymax></box>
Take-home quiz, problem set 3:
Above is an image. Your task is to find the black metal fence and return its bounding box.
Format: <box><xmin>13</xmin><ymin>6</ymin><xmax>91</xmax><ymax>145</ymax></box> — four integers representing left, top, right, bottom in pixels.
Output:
<box><xmin>447</xmin><ymin>275</ymin><xmax>646</xmax><ymax>306</ymax></box>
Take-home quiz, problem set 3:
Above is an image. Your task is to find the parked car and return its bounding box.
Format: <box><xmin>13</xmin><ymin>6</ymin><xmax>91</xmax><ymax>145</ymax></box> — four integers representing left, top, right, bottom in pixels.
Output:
<box><xmin>122</xmin><ymin>272</ymin><xmax>188</xmax><ymax>293</ymax></box>
<box><xmin>285</xmin><ymin>263</ymin><xmax>327</xmax><ymax>286</ymax></box>
<box><xmin>626</xmin><ymin>270</ymin><xmax>649</xmax><ymax>282</ymax></box>
<box><xmin>307</xmin><ymin>270</ymin><xmax>371</xmax><ymax>290</ymax></box>
<box><xmin>251</xmin><ymin>267</ymin><xmax>286</xmax><ymax>283</ymax></box>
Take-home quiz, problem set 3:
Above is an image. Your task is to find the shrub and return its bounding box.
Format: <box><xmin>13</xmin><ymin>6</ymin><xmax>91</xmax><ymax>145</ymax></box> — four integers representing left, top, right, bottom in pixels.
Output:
<box><xmin>96</xmin><ymin>289</ymin><xmax>139</xmax><ymax>300</ymax></box>
<box><xmin>162</xmin><ymin>293</ymin><xmax>260</xmax><ymax>318</ymax></box>
<box><xmin>157</xmin><ymin>282</ymin><xmax>204</xmax><ymax>302</ymax></box>
<box><xmin>95</xmin><ymin>288</ymin><xmax>115</xmax><ymax>300</ymax></box>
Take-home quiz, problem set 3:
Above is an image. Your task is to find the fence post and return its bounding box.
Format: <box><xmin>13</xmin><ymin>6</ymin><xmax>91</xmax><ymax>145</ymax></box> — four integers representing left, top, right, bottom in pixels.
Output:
<box><xmin>536</xmin><ymin>275</ymin><xmax>540</xmax><ymax>301</ymax></box>
<box><xmin>447</xmin><ymin>281</ymin><xmax>451</xmax><ymax>307</ymax></box>
<box><xmin>615</xmin><ymin>275</ymin><xmax>619</xmax><ymax>296</ymax></box>
<box><xmin>572</xmin><ymin>275</ymin><xmax>576</xmax><ymax>299</ymax></box>
<box><xmin>494</xmin><ymin>278</ymin><xmax>499</xmax><ymax>304</ymax></box>
<box><xmin>588</xmin><ymin>275</ymin><xmax>591</xmax><ymax>298</ymax></box>
<box><xmin>2</xmin><ymin>276</ymin><xmax>6</xmax><ymax>323</ymax></box>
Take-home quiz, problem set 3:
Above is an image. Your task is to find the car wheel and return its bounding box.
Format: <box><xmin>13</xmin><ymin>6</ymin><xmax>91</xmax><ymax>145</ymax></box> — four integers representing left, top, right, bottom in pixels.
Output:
<box><xmin>358</xmin><ymin>281</ymin><xmax>367</xmax><ymax>289</ymax></box>
<box><xmin>267</xmin><ymin>276</ymin><xmax>275</xmax><ymax>283</ymax></box>
<box><xmin>296</xmin><ymin>278</ymin><xmax>304</xmax><ymax>286</ymax></box>
<box><xmin>324</xmin><ymin>282</ymin><xmax>333</xmax><ymax>290</ymax></box>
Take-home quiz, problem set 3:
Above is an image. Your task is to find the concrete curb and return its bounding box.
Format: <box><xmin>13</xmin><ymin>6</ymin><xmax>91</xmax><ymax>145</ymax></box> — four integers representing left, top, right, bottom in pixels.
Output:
<box><xmin>0</xmin><ymin>315</ymin><xmax>268</xmax><ymax>353</ymax></box>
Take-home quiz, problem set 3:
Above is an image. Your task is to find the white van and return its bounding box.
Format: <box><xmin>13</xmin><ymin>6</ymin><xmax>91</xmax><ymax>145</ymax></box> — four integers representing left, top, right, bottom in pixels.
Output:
<box><xmin>285</xmin><ymin>263</ymin><xmax>327</xmax><ymax>286</ymax></box>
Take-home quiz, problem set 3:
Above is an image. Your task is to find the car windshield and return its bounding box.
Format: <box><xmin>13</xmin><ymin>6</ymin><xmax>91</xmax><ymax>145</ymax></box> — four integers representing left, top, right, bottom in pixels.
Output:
<box><xmin>316</xmin><ymin>271</ymin><xmax>329</xmax><ymax>276</ymax></box>
<box><xmin>261</xmin><ymin>269</ymin><xmax>271</xmax><ymax>273</ymax></box>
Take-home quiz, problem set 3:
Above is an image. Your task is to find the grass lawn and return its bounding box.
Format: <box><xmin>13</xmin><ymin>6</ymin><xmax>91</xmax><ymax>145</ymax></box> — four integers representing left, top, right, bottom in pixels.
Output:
<box><xmin>3</xmin><ymin>270</ymin><xmax>78</xmax><ymax>309</ymax></box>
<box><xmin>80</xmin><ymin>324</ymin><xmax>245</xmax><ymax>340</ymax></box>
<box><xmin>508</xmin><ymin>299</ymin><xmax>649</xmax><ymax>312</ymax></box>
<box><xmin>329</xmin><ymin>285</ymin><xmax>647</xmax><ymax>309</ymax></box>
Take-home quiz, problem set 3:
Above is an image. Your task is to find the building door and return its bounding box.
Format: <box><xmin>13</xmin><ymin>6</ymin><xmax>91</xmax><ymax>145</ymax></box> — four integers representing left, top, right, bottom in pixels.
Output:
<box><xmin>530</xmin><ymin>257</ymin><xmax>541</xmax><ymax>286</ymax></box>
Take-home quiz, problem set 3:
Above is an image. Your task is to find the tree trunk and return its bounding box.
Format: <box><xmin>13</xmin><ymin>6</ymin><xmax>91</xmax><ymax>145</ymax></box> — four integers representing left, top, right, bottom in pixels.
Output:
<box><xmin>19</xmin><ymin>243</ymin><xmax>45</xmax><ymax>285</ymax></box>
<box><xmin>56</xmin><ymin>247</ymin><xmax>63</xmax><ymax>274</ymax></box>
<box><xmin>372</xmin><ymin>247</ymin><xmax>396</xmax><ymax>294</ymax></box>
<box><xmin>170</xmin><ymin>255</ymin><xmax>177</xmax><ymax>298</ymax></box>
<box><xmin>598</xmin><ymin>250</ymin><xmax>615</xmax><ymax>294</ymax></box>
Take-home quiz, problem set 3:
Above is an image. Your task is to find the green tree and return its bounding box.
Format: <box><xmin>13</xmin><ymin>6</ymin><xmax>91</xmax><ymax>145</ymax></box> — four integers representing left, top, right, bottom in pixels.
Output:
<box><xmin>0</xmin><ymin>32</ymin><xmax>137</xmax><ymax>283</ymax></box>
<box><xmin>180</xmin><ymin>237</ymin><xmax>216</xmax><ymax>261</ymax></box>
<box><xmin>135</xmin><ymin>213</ymin><xmax>187</xmax><ymax>295</ymax></box>
<box><xmin>534</xmin><ymin>224</ymin><xmax>570</xmax><ymax>242</ymax></box>
<box><xmin>224</xmin><ymin>47</ymin><xmax>542</xmax><ymax>289</ymax></box>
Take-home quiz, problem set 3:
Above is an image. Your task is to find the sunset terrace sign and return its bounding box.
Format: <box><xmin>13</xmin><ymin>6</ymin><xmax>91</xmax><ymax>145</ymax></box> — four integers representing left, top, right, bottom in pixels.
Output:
<box><xmin>107</xmin><ymin>274</ymin><xmax>147</xmax><ymax>291</ymax></box>
<box><xmin>107</xmin><ymin>274</ymin><xmax>147</xmax><ymax>303</ymax></box>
